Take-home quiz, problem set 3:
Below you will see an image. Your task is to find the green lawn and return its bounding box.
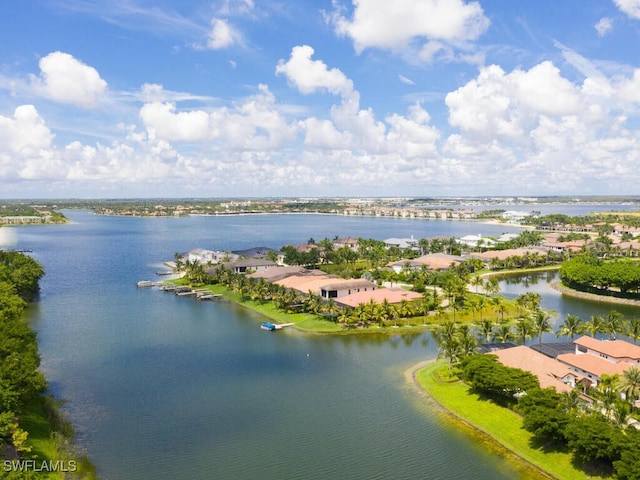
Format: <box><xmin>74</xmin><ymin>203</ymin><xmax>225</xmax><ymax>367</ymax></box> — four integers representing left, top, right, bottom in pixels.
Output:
<box><xmin>18</xmin><ymin>397</ymin><xmax>96</xmax><ymax>479</ymax></box>
<box><xmin>415</xmin><ymin>362</ymin><xmax>597</xmax><ymax>480</ymax></box>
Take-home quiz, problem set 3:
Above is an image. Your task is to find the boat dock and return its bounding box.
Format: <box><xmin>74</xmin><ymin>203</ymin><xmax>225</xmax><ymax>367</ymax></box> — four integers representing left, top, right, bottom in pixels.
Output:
<box><xmin>153</xmin><ymin>284</ymin><xmax>223</xmax><ymax>300</ymax></box>
<box><xmin>260</xmin><ymin>322</ymin><xmax>295</xmax><ymax>331</ymax></box>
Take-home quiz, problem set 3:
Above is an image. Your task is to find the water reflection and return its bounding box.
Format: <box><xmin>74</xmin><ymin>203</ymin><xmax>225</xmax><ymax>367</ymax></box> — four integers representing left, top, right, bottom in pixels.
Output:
<box><xmin>495</xmin><ymin>270</ymin><xmax>640</xmax><ymax>343</ymax></box>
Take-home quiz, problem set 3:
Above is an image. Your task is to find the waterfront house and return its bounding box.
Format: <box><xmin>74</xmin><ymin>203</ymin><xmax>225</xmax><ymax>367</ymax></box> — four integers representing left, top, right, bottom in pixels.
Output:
<box><xmin>226</xmin><ymin>258</ymin><xmax>278</xmax><ymax>274</ymax></box>
<box><xmin>492</xmin><ymin>345</ymin><xmax>579</xmax><ymax>393</ymax></box>
<box><xmin>272</xmin><ymin>275</ymin><xmax>376</xmax><ymax>299</ymax></box>
<box><xmin>248</xmin><ymin>266</ymin><xmax>326</xmax><ymax>283</ymax></box>
<box><xmin>274</xmin><ymin>274</ymin><xmax>339</xmax><ymax>296</ymax></box>
<box><xmin>319</xmin><ymin>278</ymin><xmax>377</xmax><ymax>299</ymax></box>
<box><xmin>187</xmin><ymin>248</ymin><xmax>235</xmax><ymax>265</ymax></box>
<box><xmin>556</xmin><ymin>352</ymin><xmax>630</xmax><ymax>388</ymax></box>
<box><xmin>336</xmin><ymin>288</ymin><xmax>422</xmax><ymax>308</ymax></box>
<box><xmin>573</xmin><ymin>336</ymin><xmax>640</xmax><ymax>365</ymax></box>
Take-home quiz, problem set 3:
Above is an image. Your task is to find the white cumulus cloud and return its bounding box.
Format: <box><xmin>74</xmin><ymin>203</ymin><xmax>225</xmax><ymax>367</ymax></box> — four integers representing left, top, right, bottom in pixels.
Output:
<box><xmin>30</xmin><ymin>51</ymin><xmax>107</xmax><ymax>108</ymax></box>
<box><xmin>329</xmin><ymin>0</ymin><xmax>489</xmax><ymax>54</ymax></box>
<box><xmin>276</xmin><ymin>45</ymin><xmax>355</xmax><ymax>99</ymax></box>
<box><xmin>207</xmin><ymin>18</ymin><xmax>240</xmax><ymax>49</ymax></box>
<box><xmin>614</xmin><ymin>0</ymin><xmax>640</xmax><ymax>19</ymax></box>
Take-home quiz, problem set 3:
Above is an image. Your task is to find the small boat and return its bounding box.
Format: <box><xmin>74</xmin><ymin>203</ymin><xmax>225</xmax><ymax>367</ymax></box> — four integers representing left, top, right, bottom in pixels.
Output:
<box><xmin>260</xmin><ymin>322</ymin><xmax>277</xmax><ymax>331</ymax></box>
<box><xmin>137</xmin><ymin>280</ymin><xmax>155</xmax><ymax>288</ymax></box>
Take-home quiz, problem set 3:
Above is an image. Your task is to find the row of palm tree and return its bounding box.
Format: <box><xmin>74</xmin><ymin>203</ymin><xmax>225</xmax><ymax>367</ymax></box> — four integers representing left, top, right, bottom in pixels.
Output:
<box><xmin>436</xmin><ymin>309</ymin><xmax>553</xmax><ymax>366</ymax></box>
<box><xmin>555</xmin><ymin>311</ymin><xmax>640</xmax><ymax>343</ymax></box>
<box><xmin>205</xmin><ymin>266</ymin><xmax>443</xmax><ymax>327</ymax></box>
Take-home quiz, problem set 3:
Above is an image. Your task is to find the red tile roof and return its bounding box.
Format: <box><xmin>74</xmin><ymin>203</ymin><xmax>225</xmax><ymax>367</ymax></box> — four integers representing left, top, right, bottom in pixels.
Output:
<box><xmin>557</xmin><ymin>353</ymin><xmax>633</xmax><ymax>378</ymax></box>
<box><xmin>574</xmin><ymin>336</ymin><xmax>640</xmax><ymax>361</ymax></box>
<box><xmin>336</xmin><ymin>289</ymin><xmax>423</xmax><ymax>308</ymax></box>
<box><xmin>492</xmin><ymin>345</ymin><xmax>576</xmax><ymax>393</ymax></box>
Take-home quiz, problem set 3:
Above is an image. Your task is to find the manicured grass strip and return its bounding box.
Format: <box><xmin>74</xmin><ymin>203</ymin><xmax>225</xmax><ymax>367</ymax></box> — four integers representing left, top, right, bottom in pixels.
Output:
<box><xmin>415</xmin><ymin>363</ymin><xmax>595</xmax><ymax>480</ymax></box>
<box><xmin>19</xmin><ymin>399</ymin><xmax>59</xmax><ymax>479</ymax></box>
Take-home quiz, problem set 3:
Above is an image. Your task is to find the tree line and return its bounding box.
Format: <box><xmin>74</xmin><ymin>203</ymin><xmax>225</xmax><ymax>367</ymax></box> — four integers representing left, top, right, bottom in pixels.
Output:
<box><xmin>0</xmin><ymin>251</ymin><xmax>46</xmax><ymax>458</ymax></box>
<box><xmin>560</xmin><ymin>255</ymin><xmax>640</xmax><ymax>295</ymax></box>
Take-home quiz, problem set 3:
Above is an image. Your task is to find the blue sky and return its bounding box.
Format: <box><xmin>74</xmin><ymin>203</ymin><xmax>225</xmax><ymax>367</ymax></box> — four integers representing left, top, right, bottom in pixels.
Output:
<box><xmin>1</xmin><ymin>0</ymin><xmax>640</xmax><ymax>198</ymax></box>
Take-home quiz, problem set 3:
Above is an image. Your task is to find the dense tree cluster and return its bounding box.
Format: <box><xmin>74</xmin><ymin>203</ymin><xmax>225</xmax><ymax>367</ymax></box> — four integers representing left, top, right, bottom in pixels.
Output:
<box><xmin>462</xmin><ymin>354</ymin><xmax>539</xmax><ymax>406</ymax></box>
<box><xmin>0</xmin><ymin>251</ymin><xmax>46</xmax><ymax>456</ymax></box>
<box><xmin>560</xmin><ymin>255</ymin><xmax>640</xmax><ymax>295</ymax></box>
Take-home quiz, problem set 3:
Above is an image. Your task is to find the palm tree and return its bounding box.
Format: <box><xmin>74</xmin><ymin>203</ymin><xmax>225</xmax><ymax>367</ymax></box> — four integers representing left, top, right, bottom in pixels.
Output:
<box><xmin>556</xmin><ymin>314</ymin><xmax>584</xmax><ymax>340</ymax></box>
<box><xmin>596</xmin><ymin>373</ymin><xmax>620</xmax><ymax>419</ymax></box>
<box><xmin>173</xmin><ymin>252</ymin><xmax>184</xmax><ymax>273</ymax></box>
<box><xmin>618</xmin><ymin>366</ymin><xmax>640</xmax><ymax>411</ymax></box>
<box><xmin>515</xmin><ymin>317</ymin><xmax>534</xmax><ymax>344</ymax></box>
<box><xmin>490</xmin><ymin>295</ymin><xmax>505</xmax><ymax>322</ymax></box>
<box><xmin>483</xmin><ymin>277</ymin><xmax>501</xmax><ymax>296</ymax></box>
<box><xmin>532</xmin><ymin>309</ymin><xmax>552</xmax><ymax>344</ymax></box>
<box><xmin>457</xmin><ymin>325</ymin><xmax>477</xmax><ymax>358</ymax></box>
<box><xmin>419</xmin><ymin>296</ymin><xmax>431</xmax><ymax>325</ymax></box>
<box><xmin>470</xmin><ymin>275</ymin><xmax>484</xmax><ymax>294</ymax></box>
<box><xmin>435</xmin><ymin>321</ymin><xmax>461</xmax><ymax>368</ymax></box>
<box><xmin>605</xmin><ymin>310</ymin><xmax>624</xmax><ymax>339</ymax></box>
<box><xmin>625</xmin><ymin>317</ymin><xmax>640</xmax><ymax>345</ymax></box>
<box><xmin>476</xmin><ymin>319</ymin><xmax>495</xmax><ymax>342</ymax></box>
<box><xmin>493</xmin><ymin>324</ymin><xmax>513</xmax><ymax>343</ymax></box>
<box><xmin>398</xmin><ymin>299</ymin><xmax>414</xmax><ymax>323</ymax></box>
<box><xmin>584</xmin><ymin>315</ymin><xmax>605</xmax><ymax>338</ymax></box>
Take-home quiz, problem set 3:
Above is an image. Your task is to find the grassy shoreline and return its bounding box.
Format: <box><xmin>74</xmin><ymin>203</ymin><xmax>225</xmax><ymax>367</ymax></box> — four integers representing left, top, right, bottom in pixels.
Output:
<box><xmin>410</xmin><ymin>361</ymin><xmax>596</xmax><ymax>480</ymax></box>
<box><xmin>186</xmin><ymin>282</ymin><xmax>438</xmax><ymax>335</ymax></box>
<box><xmin>19</xmin><ymin>396</ymin><xmax>96</xmax><ymax>479</ymax></box>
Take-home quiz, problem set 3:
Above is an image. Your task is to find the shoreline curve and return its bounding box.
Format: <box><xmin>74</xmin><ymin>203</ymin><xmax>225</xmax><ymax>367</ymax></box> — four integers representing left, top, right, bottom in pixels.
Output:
<box><xmin>550</xmin><ymin>281</ymin><xmax>640</xmax><ymax>307</ymax></box>
<box><xmin>405</xmin><ymin>361</ymin><xmax>556</xmax><ymax>480</ymax></box>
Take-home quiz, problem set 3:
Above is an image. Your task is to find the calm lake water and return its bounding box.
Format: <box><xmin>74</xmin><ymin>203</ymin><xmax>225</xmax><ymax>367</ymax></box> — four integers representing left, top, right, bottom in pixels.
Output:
<box><xmin>9</xmin><ymin>208</ymin><xmax>640</xmax><ymax>479</ymax></box>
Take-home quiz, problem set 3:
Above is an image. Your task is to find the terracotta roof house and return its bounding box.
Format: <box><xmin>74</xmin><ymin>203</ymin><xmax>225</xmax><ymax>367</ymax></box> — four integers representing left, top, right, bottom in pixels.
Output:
<box><xmin>274</xmin><ymin>275</ymin><xmax>337</xmax><ymax>296</ymax></box>
<box><xmin>248</xmin><ymin>266</ymin><xmax>325</xmax><ymax>283</ymax></box>
<box><xmin>319</xmin><ymin>279</ymin><xmax>377</xmax><ymax>299</ymax></box>
<box><xmin>542</xmin><ymin>240</ymin><xmax>588</xmax><ymax>253</ymax></box>
<box><xmin>557</xmin><ymin>352</ymin><xmax>632</xmax><ymax>387</ymax></box>
<box><xmin>492</xmin><ymin>345</ymin><xmax>579</xmax><ymax>393</ymax></box>
<box><xmin>336</xmin><ymin>288</ymin><xmax>422</xmax><ymax>308</ymax></box>
<box><xmin>573</xmin><ymin>336</ymin><xmax>640</xmax><ymax>365</ymax></box>
<box><xmin>389</xmin><ymin>253</ymin><xmax>462</xmax><ymax>273</ymax></box>
<box><xmin>273</xmin><ymin>275</ymin><xmax>377</xmax><ymax>299</ymax></box>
